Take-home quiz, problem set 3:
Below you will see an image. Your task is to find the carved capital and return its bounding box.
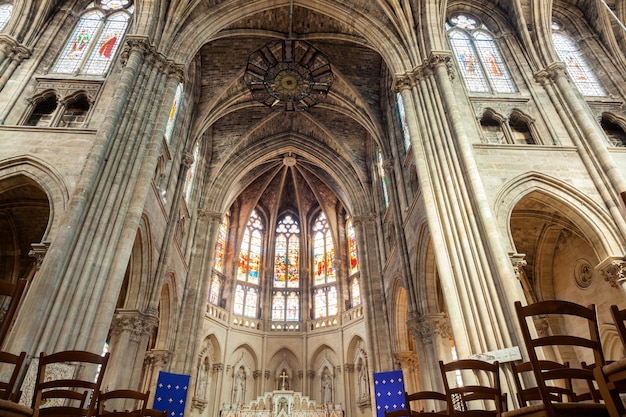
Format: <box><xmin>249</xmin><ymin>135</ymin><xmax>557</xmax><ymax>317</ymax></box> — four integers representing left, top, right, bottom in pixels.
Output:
<box><xmin>307</xmin><ymin>370</ymin><xmax>315</xmax><ymax>379</ymax></box>
<box><xmin>509</xmin><ymin>253</ymin><xmax>527</xmax><ymax>280</ymax></box>
<box><xmin>264</xmin><ymin>370</ymin><xmax>271</xmax><ymax>379</ymax></box>
<box><xmin>28</xmin><ymin>241</ymin><xmax>51</xmax><ymax>270</ymax></box>
<box><xmin>11</xmin><ymin>45</ymin><xmax>31</xmax><ymax>62</ymax></box>
<box><xmin>144</xmin><ymin>349</ymin><xmax>173</xmax><ymax>368</ymax></box>
<box><xmin>110</xmin><ymin>310</ymin><xmax>159</xmax><ymax>342</ymax></box>
<box><xmin>601</xmin><ymin>260</ymin><xmax>626</xmax><ymax>288</ymax></box>
<box><xmin>352</xmin><ymin>213</ymin><xmax>376</xmax><ymax>226</ymax></box>
<box><xmin>213</xmin><ymin>363</ymin><xmax>224</xmax><ymax>372</ymax></box>
<box><xmin>120</xmin><ymin>36</ymin><xmax>151</xmax><ymax>66</ymax></box>
<box><xmin>544</xmin><ymin>61</ymin><xmax>568</xmax><ymax>81</ymax></box>
<box><xmin>197</xmin><ymin>209</ymin><xmax>223</xmax><ymax>222</ymax></box>
<box><xmin>392</xmin><ymin>73</ymin><xmax>415</xmax><ymax>92</ymax></box>
<box><xmin>427</xmin><ymin>51</ymin><xmax>455</xmax><ymax>81</ymax></box>
<box><xmin>182</xmin><ymin>151</ymin><xmax>195</xmax><ymax>169</ymax></box>
<box><xmin>408</xmin><ymin>313</ymin><xmax>450</xmax><ymax>345</ymax></box>
<box><xmin>344</xmin><ymin>364</ymin><xmax>355</xmax><ymax>373</ymax></box>
<box><xmin>253</xmin><ymin>370</ymin><xmax>263</xmax><ymax>379</ymax></box>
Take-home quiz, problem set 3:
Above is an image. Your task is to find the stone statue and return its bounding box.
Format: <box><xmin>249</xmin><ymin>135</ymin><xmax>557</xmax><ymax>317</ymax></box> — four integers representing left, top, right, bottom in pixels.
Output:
<box><xmin>321</xmin><ymin>369</ymin><xmax>332</xmax><ymax>403</ymax></box>
<box><xmin>233</xmin><ymin>367</ymin><xmax>246</xmax><ymax>404</ymax></box>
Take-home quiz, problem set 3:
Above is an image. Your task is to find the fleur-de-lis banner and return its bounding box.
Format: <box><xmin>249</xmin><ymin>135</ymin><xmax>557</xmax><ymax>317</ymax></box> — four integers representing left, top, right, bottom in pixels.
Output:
<box><xmin>153</xmin><ymin>371</ymin><xmax>191</xmax><ymax>417</ymax></box>
<box><xmin>373</xmin><ymin>370</ymin><xmax>406</xmax><ymax>417</ymax></box>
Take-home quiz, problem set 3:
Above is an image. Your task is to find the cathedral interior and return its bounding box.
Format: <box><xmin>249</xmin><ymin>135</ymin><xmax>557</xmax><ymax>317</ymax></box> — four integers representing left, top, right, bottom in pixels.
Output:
<box><xmin>1</xmin><ymin>0</ymin><xmax>626</xmax><ymax>416</ymax></box>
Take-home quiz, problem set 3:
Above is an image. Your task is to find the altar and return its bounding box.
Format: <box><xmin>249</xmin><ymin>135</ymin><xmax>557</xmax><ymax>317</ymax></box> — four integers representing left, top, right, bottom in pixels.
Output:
<box><xmin>220</xmin><ymin>390</ymin><xmax>343</xmax><ymax>417</ymax></box>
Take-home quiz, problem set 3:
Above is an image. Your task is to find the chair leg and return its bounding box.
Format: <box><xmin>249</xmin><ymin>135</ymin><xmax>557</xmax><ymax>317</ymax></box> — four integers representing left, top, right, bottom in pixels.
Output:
<box><xmin>594</xmin><ymin>367</ymin><xmax>626</xmax><ymax>417</ymax></box>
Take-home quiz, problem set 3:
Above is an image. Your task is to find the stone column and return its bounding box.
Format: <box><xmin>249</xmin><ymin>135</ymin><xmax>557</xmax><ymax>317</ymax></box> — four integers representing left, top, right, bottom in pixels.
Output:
<box><xmin>172</xmin><ymin>210</ymin><xmax>224</xmax><ymax>372</ymax></box>
<box><xmin>6</xmin><ymin>37</ymin><xmax>185</xmax><ymax>359</ymax></box>
<box><xmin>105</xmin><ymin>310</ymin><xmax>159</xmax><ymax>390</ymax></box>
<box><xmin>538</xmin><ymin>62</ymin><xmax>626</xmax><ymax>230</ymax></box>
<box><xmin>382</xmin><ymin>158</ymin><xmax>418</xmax><ymax>315</ymax></box>
<box><xmin>352</xmin><ymin>214</ymin><xmax>394</xmax><ymax>371</ymax></box>
<box><xmin>143</xmin><ymin>349</ymin><xmax>174</xmax><ymax>402</ymax></box>
<box><xmin>212</xmin><ymin>363</ymin><xmax>225</xmax><ymax>417</ymax></box>
<box><xmin>394</xmin><ymin>351</ymin><xmax>419</xmax><ymax>395</ymax></box>
<box><xmin>0</xmin><ymin>43</ymin><xmax>29</xmax><ymax>91</ymax></box>
<box><xmin>408</xmin><ymin>313</ymin><xmax>451</xmax><ymax>394</ymax></box>
<box><xmin>343</xmin><ymin>364</ymin><xmax>355</xmax><ymax>417</ymax></box>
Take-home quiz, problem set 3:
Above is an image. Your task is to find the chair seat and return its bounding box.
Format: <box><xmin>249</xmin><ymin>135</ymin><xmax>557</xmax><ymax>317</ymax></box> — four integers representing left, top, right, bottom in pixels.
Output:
<box><xmin>502</xmin><ymin>402</ymin><xmax>610</xmax><ymax>417</ymax></box>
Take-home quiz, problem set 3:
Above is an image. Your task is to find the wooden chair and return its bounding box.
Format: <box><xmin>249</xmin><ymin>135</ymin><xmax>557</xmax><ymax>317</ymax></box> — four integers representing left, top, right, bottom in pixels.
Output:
<box><xmin>592</xmin><ymin>304</ymin><xmax>626</xmax><ymax>417</ymax></box>
<box><xmin>439</xmin><ymin>359</ymin><xmax>505</xmax><ymax>417</ymax></box>
<box><xmin>383</xmin><ymin>390</ymin><xmax>448</xmax><ymax>417</ymax></box>
<box><xmin>97</xmin><ymin>389</ymin><xmax>149</xmax><ymax>416</ymax></box>
<box><xmin>0</xmin><ymin>279</ymin><xmax>27</xmax><ymax>346</ymax></box>
<box><xmin>142</xmin><ymin>409</ymin><xmax>168</xmax><ymax>417</ymax></box>
<box><xmin>31</xmin><ymin>350</ymin><xmax>110</xmax><ymax>417</ymax></box>
<box><xmin>502</xmin><ymin>300</ymin><xmax>609</xmax><ymax>417</ymax></box>
<box><xmin>510</xmin><ymin>360</ymin><xmax>574</xmax><ymax>407</ymax></box>
<box><xmin>0</xmin><ymin>350</ymin><xmax>26</xmax><ymax>401</ymax></box>
<box><xmin>406</xmin><ymin>390</ymin><xmax>448</xmax><ymax>415</ymax></box>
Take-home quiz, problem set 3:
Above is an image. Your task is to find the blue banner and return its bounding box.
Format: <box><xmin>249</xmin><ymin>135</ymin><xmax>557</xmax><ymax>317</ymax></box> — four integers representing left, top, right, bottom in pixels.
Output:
<box><xmin>373</xmin><ymin>370</ymin><xmax>406</xmax><ymax>417</ymax></box>
<box><xmin>153</xmin><ymin>371</ymin><xmax>191</xmax><ymax>417</ymax></box>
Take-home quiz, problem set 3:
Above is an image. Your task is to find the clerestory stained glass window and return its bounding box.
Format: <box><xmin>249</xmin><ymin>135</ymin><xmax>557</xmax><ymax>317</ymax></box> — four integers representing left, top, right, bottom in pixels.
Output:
<box><xmin>0</xmin><ymin>3</ymin><xmax>13</xmax><ymax>31</ymax></box>
<box><xmin>53</xmin><ymin>1</ymin><xmax>133</xmax><ymax>76</ymax></box>
<box><xmin>396</xmin><ymin>93</ymin><xmax>411</xmax><ymax>151</ymax></box>
<box><xmin>164</xmin><ymin>83</ymin><xmax>183</xmax><ymax>145</ymax></box>
<box><xmin>313</xmin><ymin>213</ymin><xmax>335</xmax><ymax>285</ymax></box>
<box><xmin>347</xmin><ymin>219</ymin><xmax>358</xmax><ymax>275</ymax></box>
<box><xmin>235</xmin><ymin>210</ymin><xmax>263</xmax><ymax>318</ymax></box>
<box><xmin>214</xmin><ymin>214</ymin><xmax>228</xmax><ymax>273</ymax></box>
<box><xmin>184</xmin><ymin>140</ymin><xmax>199</xmax><ymax>203</ymax></box>
<box><xmin>378</xmin><ymin>151</ymin><xmax>389</xmax><ymax>208</ymax></box>
<box><xmin>447</xmin><ymin>13</ymin><xmax>516</xmax><ymax>94</ymax></box>
<box><xmin>208</xmin><ymin>275</ymin><xmax>221</xmax><ymax>305</ymax></box>
<box><xmin>552</xmin><ymin>21</ymin><xmax>606</xmax><ymax>97</ymax></box>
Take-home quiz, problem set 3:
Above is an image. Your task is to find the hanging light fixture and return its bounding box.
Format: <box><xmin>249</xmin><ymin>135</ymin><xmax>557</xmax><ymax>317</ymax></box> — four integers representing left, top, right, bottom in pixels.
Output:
<box><xmin>244</xmin><ymin>0</ymin><xmax>334</xmax><ymax>111</ymax></box>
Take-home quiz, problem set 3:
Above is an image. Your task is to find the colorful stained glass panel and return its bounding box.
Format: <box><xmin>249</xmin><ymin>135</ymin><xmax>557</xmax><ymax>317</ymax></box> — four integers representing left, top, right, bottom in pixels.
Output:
<box><xmin>347</xmin><ymin>220</ymin><xmax>358</xmax><ymax>274</ymax></box>
<box><xmin>272</xmin><ymin>292</ymin><xmax>285</xmax><ymax>321</ymax></box>
<box><xmin>82</xmin><ymin>13</ymin><xmax>129</xmax><ymax>75</ymax></box>
<box><xmin>286</xmin><ymin>292</ymin><xmax>299</xmax><ymax>321</ymax></box>
<box><xmin>552</xmin><ymin>32</ymin><xmax>606</xmax><ymax>97</ymax></box>
<box><xmin>0</xmin><ymin>4</ymin><xmax>12</xmax><ymax>31</ymax></box>
<box><xmin>449</xmin><ymin>30</ymin><xmax>489</xmax><ymax>93</ymax></box>
<box><xmin>474</xmin><ymin>32</ymin><xmax>516</xmax><ymax>93</ymax></box>
<box><xmin>53</xmin><ymin>11</ymin><xmax>103</xmax><ymax>74</ymax></box>
<box><xmin>274</xmin><ymin>234</ymin><xmax>287</xmax><ymax>287</ymax></box>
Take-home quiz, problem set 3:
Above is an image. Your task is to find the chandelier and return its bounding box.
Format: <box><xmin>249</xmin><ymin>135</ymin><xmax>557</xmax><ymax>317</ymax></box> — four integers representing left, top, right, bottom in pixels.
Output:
<box><xmin>245</xmin><ymin>39</ymin><xmax>334</xmax><ymax>111</ymax></box>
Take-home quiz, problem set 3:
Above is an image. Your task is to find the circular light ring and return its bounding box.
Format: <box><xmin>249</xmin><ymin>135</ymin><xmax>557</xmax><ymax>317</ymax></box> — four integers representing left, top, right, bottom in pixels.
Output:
<box><xmin>245</xmin><ymin>39</ymin><xmax>334</xmax><ymax>111</ymax></box>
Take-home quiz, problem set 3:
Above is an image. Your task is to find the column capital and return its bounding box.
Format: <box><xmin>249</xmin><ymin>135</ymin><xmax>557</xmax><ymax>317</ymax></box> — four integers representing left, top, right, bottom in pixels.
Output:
<box><xmin>600</xmin><ymin>259</ymin><xmax>626</xmax><ymax>289</ymax></box>
<box><xmin>28</xmin><ymin>241</ymin><xmax>51</xmax><ymax>270</ymax></box>
<box><xmin>509</xmin><ymin>252</ymin><xmax>527</xmax><ymax>280</ymax></box>
<box><xmin>213</xmin><ymin>363</ymin><xmax>224</xmax><ymax>372</ymax></box>
<box><xmin>352</xmin><ymin>213</ymin><xmax>376</xmax><ymax>226</ymax></box>
<box><xmin>408</xmin><ymin>313</ymin><xmax>450</xmax><ymax>345</ymax></box>
<box><xmin>182</xmin><ymin>151</ymin><xmax>195</xmax><ymax>169</ymax></box>
<box><xmin>426</xmin><ymin>51</ymin><xmax>455</xmax><ymax>81</ymax></box>
<box><xmin>110</xmin><ymin>310</ymin><xmax>159</xmax><ymax>342</ymax></box>
<box><xmin>344</xmin><ymin>364</ymin><xmax>355</xmax><ymax>373</ymax></box>
<box><xmin>144</xmin><ymin>349</ymin><xmax>174</xmax><ymax>368</ymax></box>
<box><xmin>307</xmin><ymin>370</ymin><xmax>315</xmax><ymax>379</ymax></box>
<box><xmin>197</xmin><ymin>209</ymin><xmax>223</xmax><ymax>222</ymax></box>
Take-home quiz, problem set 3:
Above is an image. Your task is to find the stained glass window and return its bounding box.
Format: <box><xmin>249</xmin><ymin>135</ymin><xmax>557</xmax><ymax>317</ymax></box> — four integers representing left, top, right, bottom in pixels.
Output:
<box><xmin>552</xmin><ymin>21</ymin><xmax>606</xmax><ymax>97</ymax></box>
<box><xmin>347</xmin><ymin>219</ymin><xmax>358</xmax><ymax>274</ymax></box>
<box><xmin>184</xmin><ymin>140</ymin><xmax>199</xmax><ymax>203</ymax></box>
<box><xmin>164</xmin><ymin>83</ymin><xmax>183</xmax><ymax>144</ymax></box>
<box><xmin>396</xmin><ymin>93</ymin><xmax>411</xmax><ymax>151</ymax></box>
<box><xmin>447</xmin><ymin>13</ymin><xmax>516</xmax><ymax>94</ymax></box>
<box><xmin>378</xmin><ymin>151</ymin><xmax>389</xmax><ymax>208</ymax></box>
<box><xmin>234</xmin><ymin>284</ymin><xmax>258</xmax><ymax>318</ymax></box>
<box><xmin>351</xmin><ymin>277</ymin><xmax>361</xmax><ymax>307</ymax></box>
<box><xmin>0</xmin><ymin>4</ymin><xmax>13</xmax><ymax>31</ymax></box>
<box><xmin>53</xmin><ymin>1</ymin><xmax>133</xmax><ymax>76</ymax></box>
<box><xmin>313</xmin><ymin>213</ymin><xmax>335</xmax><ymax>285</ymax></box>
<box><xmin>272</xmin><ymin>291</ymin><xmax>300</xmax><ymax>322</ymax></box>
<box><xmin>237</xmin><ymin>210</ymin><xmax>263</xmax><ymax>285</ymax></box>
<box><xmin>214</xmin><ymin>215</ymin><xmax>228</xmax><ymax>272</ymax></box>
<box><xmin>208</xmin><ymin>275</ymin><xmax>220</xmax><ymax>305</ymax></box>
<box><xmin>273</xmin><ymin>215</ymin><xmax>300</xmax><ymax>288</ymax></box>
<box><xmin>314</xmin><ymin>287</ymin><xmax>338</xmax><ymax>318</ymax></box>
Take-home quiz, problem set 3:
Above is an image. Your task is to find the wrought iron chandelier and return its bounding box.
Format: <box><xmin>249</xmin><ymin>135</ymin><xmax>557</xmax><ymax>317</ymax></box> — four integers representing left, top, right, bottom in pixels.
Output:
<box><xmin>244</xmin><ymin>0</ymin><xmax>334</xmax><ymax>111</ymax></box>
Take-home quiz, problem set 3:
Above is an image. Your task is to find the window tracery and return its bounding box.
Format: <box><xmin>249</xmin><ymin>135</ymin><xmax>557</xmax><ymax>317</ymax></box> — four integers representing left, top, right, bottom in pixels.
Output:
<box><xmin>447</xmin><ymin>13</ymin><xmax>516</xmax><ymax>94</ymax></box>
<box><xmin>52</xmin><ymin>0</ymin><xmax>133</xmax><ymax>76</ymax></box>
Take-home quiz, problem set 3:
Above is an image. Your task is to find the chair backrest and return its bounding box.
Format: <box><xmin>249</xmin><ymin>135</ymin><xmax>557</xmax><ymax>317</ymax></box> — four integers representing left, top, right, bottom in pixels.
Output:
<box><xmin>406</xmin><ymin>390</ymin><xmax>448</xmax><ymax>415</ymax></box>
<box><xmin>0</xmin><ymin>350</ymin><xmax>26</xmax><ymax>401</ymax></box>
<box><xmin>439</xmin><ymin>359</ymin><xmax>504</xmax><ymax>417</ymax></box>
<box><xmin>97</xmin><ymin>389</ymin><xmax>149</xmax><ymax>416</ymax></box>
<box><xmin>31</xmin><ymin>350</ymin><xmax>110</xmax><ymax>417</ymax></box>
<box><xmin>0</xmin><ymin>279</ymin><xmax>27</xmax><ymax>346</ymax></box>
<box><xmin>514</xmin><ymin>300</ymin><xmax>605</xmax><ymax>410</ymax></box>
<box><xmin>510</xmin><ymin>360</ymin><xmax>575</xmax><ymax>407</ymax></box>
<box><xmin>610</xmin><ymin>304</ymin><xmax>626</xmax><ymax>351</ymax></box>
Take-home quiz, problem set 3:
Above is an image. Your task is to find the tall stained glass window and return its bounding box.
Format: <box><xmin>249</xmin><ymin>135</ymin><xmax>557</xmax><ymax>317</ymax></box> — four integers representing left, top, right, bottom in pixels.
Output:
<box><xmin>272</xmin><ymin>215</ymin><xmax>300</xmax><ymax>327</ymax></box>
<box><xmin>214</xmin><ymin>214</ymin><xmax>228</xmax><ymax>273</ymax></box>
<box><xmin>347</xmin><ymin>219</ymin><xmax>358</xmax><ymax>275</ymax></box>
<box><xmin>273</xmin><ymin>215</ymin><xmax>300</xmax><ymax>288</ymax></box>
<box><xmin>0</xmin><ymin>3</ymin><xmax>13</xmax><ymax>31</ymax></box>
<box><xmin>396</xmin><ymin>93</ymin><xmax>411</xmax><ymax>151</ymax></box>
<box><xmin>184</xmin><ymin>140</ymin><xmax>199</xmax><ymax>203</ymax></box>
<box><xmin>351</xmin><ymin>277</ymin><xmax>361</xmax><ymax>307</ymax></box>
<box><xmin>164</xmin><ymin>83</ymin><xmax>183</xmax><ymax>144</ymax></box>
<box><xmin>552</xmin><ymin>21</ymin><xmax>606</xmax><ymax>97</ymax></box>
<box><xmin>208</xmin><ymin>275</ymin><xmax>221</xmax><ymax>305</ymax></box>
<box><xmin>313</xmin><ymin>212</ymin><xmax>337</xmax><ymax>318</ymax></box>
<box><xmin>447</xmin><ymin>13</ymin><xmax>516</xmax><ymax>94</ymax></box>
<box><xmin>235</xmin><ymin>210</ymin><xmax>263</xmax><ymax>318</ymax></box>
<box><xmin>53</xmin><ymin>0</ymin><xmax>133</xmax><ymax>76</ymax></box>
<box><xmin>378</xmin><ymin>151</ymin><xmax>389</xmax><ymax>208</ymax></box>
